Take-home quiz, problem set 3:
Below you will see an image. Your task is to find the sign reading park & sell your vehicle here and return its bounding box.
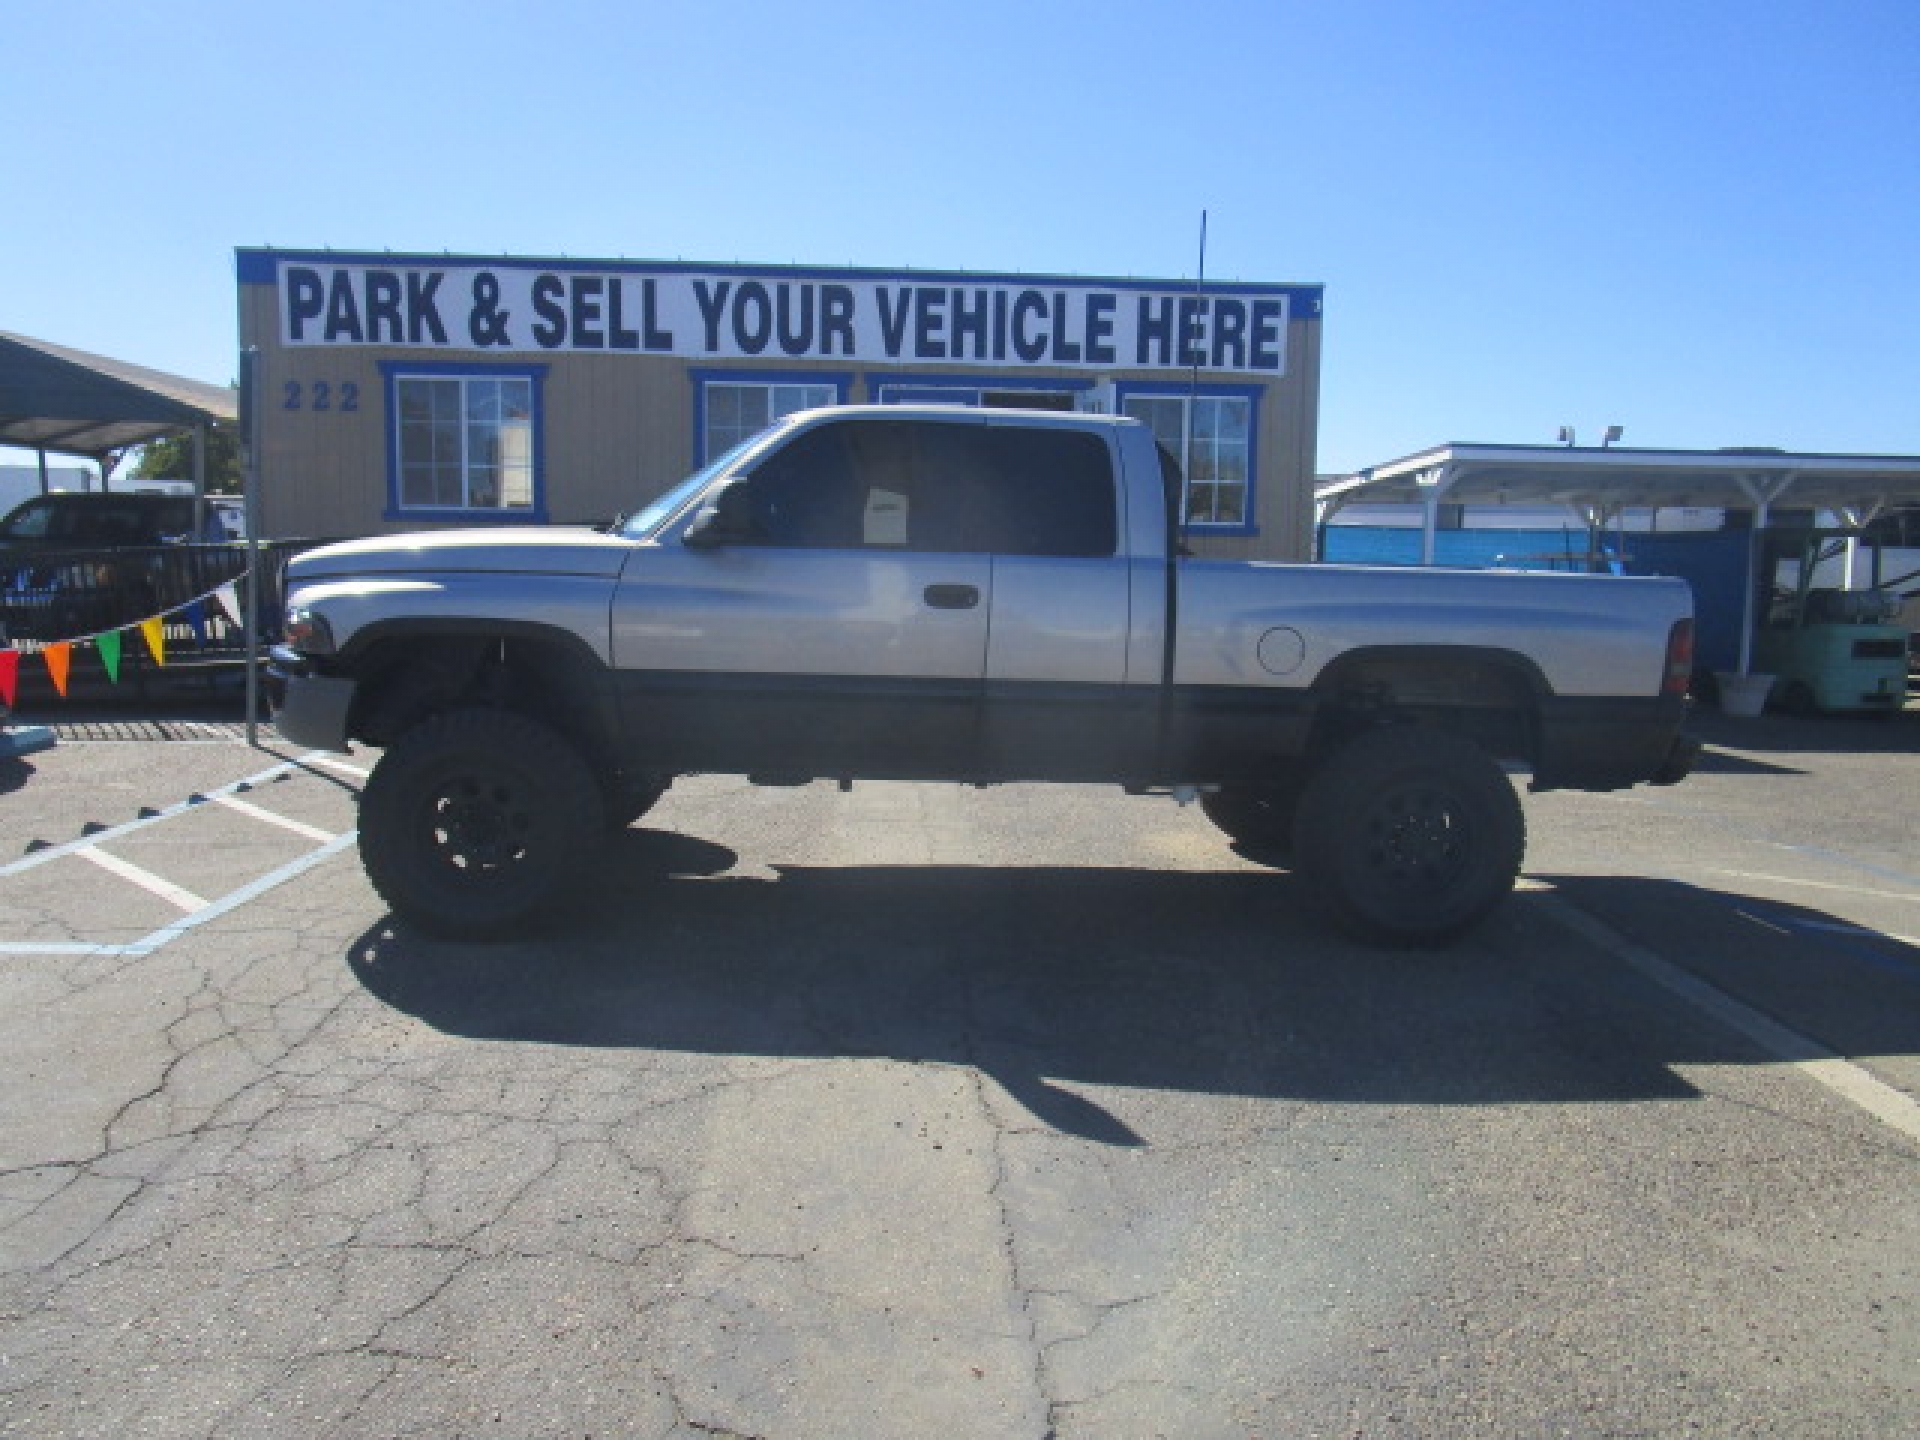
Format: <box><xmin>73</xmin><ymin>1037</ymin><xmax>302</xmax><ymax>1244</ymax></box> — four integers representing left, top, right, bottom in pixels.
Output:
<box><xmin>260</xmin><ymin>256</ymin><xmax>1305</xmax><ymax>376</ymax></box>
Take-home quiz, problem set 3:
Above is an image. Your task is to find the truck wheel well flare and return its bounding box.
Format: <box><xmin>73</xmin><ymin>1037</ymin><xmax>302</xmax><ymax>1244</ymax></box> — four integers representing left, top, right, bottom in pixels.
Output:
<box><xmin>353</xmin><ymin>629</ymin><xmax>612</xmax><ymax>758</ymax></box>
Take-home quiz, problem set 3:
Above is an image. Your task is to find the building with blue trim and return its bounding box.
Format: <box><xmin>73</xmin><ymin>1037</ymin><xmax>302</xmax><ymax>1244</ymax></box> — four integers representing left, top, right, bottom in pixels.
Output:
<box><xmin>236</xmin><ymin>250</ymin><xmax>1323</xmax><ymax>557</ymax></box>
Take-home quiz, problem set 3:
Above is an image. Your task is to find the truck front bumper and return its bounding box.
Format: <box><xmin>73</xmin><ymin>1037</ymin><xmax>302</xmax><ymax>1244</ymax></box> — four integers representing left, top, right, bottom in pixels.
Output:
<box><xmin>268</xmin><ymin>648</ymin><xmax>356</xmax><ymax>753</ymax></box>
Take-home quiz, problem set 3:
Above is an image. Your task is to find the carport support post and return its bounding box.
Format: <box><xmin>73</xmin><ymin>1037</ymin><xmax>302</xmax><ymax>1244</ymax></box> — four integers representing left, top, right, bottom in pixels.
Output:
<box><xmin>1417</xmin><ymin>464</ymin><xmax>1457</xmax><ymax>565</ymax></box>
<box><xmin>1835</xmin><ymin>501</ymin><xmax>1887</xmax><ymax>590</ymax></box>
<box><xmin>192</xmin><ymin>423</ymin><xmax>207</xmax><ymax>535</ymax></box>
<box><xmin>1313</xmin><ymin>491</ymin><xmax>1353</xmax><ymax>561</ymax></box>
<box><xmin>240</xmin><ymin>350</ymin><xmax>262</xmax><ymax>747</ymax></box>
<box><xmin>1733</xmin><ymin>472</ymin><xmax>1799</xmax><ymax>676</ymax></box>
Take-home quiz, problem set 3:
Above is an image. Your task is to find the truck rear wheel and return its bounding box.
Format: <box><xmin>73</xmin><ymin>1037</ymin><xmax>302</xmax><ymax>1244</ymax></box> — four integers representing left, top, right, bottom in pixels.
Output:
<box><xmin>1292</xmin><ymin>728</ymin><xmax>1525</xmax><ymax>947</ymax></box>
<box><xmin>359</xmin><ymin>708</ymin><xmax>605</xmax><ymax>939</ymax></box>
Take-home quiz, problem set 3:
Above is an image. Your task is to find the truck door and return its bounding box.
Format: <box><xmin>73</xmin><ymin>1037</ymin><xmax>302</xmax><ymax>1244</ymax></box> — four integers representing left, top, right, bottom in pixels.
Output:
<box><xmin>610</xmin><ymin>417</ymin><xmax>991</xmax><ymax>778</ymax></box>
<box><xmin>926</xmin><ymin>423</ymin><xmax>1143</xmax><ymax>779</ymax></box>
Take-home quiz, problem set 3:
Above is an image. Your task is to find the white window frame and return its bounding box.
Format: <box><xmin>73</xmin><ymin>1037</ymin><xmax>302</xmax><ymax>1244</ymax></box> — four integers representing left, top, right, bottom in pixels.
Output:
<box><xmin>385</xmin><ymin>365</ymin><xmax>544</xmax><ymax>521</ymax></box>
<box><xmin>1117</xmin><ymin>386</ymin><xmax>1259</xmax><ymax>534</ymax></box>
<box><xmin>698</xmin><ymin>377</ymin><xmax>842</xmax><ymax>461</ymax></box>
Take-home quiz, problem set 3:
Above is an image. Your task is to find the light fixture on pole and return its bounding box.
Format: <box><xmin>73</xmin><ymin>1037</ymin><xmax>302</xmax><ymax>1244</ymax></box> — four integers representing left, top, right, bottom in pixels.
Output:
<box><xmin>1601</xmin><ymin>425</ymin><xmax>1625</xmax><ymax>447</ymax></box>
<box><xmin>1557</xmin><ymin>426</ymin><xmax>1576</xmax><ymax>446</ymax></box>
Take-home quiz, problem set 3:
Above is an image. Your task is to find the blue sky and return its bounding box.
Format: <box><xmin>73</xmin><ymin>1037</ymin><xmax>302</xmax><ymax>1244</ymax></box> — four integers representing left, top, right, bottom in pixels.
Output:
<box><xmin>8</xmin><ymin>0</ymin><xmax>1916</xmax><ymax>474</ymax></box>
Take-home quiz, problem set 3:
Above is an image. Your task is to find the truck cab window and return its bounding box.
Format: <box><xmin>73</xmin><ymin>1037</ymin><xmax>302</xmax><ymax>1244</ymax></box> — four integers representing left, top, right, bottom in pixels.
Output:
<box><xmin>744</xmin><ymin>423</ymin><xmax>883</xmax><ymax>549</ymax></box>
<box><xmin>741</xmin><ymin>417</ymin><xmax>1115</xmax><ymax>557</ymax></box>
<box><xmin>984</xmin><ymin>427</ymin><xmax>1117</xmax><ymax>558</ymax></box>
<box><xmin>910</xmin><ymin>424</ymin><xmax>1116</xmax><ymax>557</ymax></box>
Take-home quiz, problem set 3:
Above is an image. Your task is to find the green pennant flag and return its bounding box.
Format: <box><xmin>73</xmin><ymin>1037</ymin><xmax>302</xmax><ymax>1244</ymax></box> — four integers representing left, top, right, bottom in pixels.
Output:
<box><xmin>98</xmin><ymin>629</ymin><xmax>123</xmax><ymax>683</ymax></box>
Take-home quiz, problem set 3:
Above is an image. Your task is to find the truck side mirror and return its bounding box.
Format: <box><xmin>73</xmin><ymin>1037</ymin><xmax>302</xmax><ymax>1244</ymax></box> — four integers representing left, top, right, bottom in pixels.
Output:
<box><xmin>683</xmin><ymin>480</ymin><xmax>759</xmax><ymax>549</ymax></box>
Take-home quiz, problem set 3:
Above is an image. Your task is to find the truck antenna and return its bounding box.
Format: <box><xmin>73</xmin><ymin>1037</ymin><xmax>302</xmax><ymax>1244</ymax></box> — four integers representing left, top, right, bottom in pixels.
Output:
<box><xmin>1183</xmin><ymin>210</ymin><xmax>1208</xmax><ymax>528</ymax></box>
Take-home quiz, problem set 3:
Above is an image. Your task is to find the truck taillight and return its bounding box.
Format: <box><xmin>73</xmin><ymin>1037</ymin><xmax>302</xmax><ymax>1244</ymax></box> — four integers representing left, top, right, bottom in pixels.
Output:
<box><xmin>1664</xmin><ymin>619</ymin><xmax>1694</xmax><ymax>696</ymax></box>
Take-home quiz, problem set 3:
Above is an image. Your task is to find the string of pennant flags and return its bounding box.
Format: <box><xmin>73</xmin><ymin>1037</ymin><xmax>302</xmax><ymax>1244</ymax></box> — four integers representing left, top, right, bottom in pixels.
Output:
<box><xmin>0</xmin><ymin>580</ymin><xmax>248</xmax><ymax>709</ymax></box>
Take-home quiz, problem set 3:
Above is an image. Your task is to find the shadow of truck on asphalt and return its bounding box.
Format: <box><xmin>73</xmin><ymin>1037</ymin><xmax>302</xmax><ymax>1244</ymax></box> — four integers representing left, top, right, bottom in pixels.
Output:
<box><xmin>344</xmin><ymin>830</ymin><xmax>1919</xmax><ymax>1146</ymax></box>
<box><xmin>1541</xmin><ymin>872</ymin><xmax>1920</xmax><ymax>1067</ymax></box>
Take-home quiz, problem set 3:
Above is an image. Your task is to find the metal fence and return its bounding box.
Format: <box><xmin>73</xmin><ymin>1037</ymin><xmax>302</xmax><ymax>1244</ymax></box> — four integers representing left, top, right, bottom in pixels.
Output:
<box><xmin>0</xmin><ymin>540</ymin><xmax>319</xmax><ymax>652</ymax></box>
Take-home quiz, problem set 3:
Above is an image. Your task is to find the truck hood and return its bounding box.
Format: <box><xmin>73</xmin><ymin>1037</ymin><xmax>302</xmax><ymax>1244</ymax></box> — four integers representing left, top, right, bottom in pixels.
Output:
<box><xmin>288</xmin><ymin>526</ymin><xmax>634</xmax><ymax>581</ymax></box>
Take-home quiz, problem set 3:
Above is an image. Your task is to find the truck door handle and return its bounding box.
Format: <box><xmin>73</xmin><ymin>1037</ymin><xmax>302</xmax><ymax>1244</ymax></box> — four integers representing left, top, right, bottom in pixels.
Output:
<box><xmin>923</xmin><ymin>583</ymin><xmax>980</xmax><ymax>610</ymax></box>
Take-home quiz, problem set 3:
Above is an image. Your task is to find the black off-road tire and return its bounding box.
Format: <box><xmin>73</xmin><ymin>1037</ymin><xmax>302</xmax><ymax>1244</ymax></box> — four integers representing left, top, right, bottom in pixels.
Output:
<box><xmin>359</xmin><ymin>708</ymin><xmax>605</xmax><ymax>939</ymax></box>
<box><xmin>1200</xmin><ymin>778</ymin><xmax>1305</xmax><ymax>855</ymax></box>
<box><xmin>1292</xmin><ymin>727</ymin><xmax>1526</xmax><ymax>947</ymax></box>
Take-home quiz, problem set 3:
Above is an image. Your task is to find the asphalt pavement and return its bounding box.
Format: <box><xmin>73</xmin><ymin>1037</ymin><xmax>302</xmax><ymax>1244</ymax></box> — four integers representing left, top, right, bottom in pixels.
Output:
<box><xmin>0</xmin><ymin>705</ymin><xmax>1915</xmax><ymax>1438</ymax></box>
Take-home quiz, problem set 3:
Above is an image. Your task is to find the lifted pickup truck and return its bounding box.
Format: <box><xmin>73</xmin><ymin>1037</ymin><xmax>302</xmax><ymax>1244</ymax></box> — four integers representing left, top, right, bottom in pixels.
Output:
<box><xmin>273</xmin><ymin>406</ymin><xmax>1697</xmax><ymax>945</ymax></box>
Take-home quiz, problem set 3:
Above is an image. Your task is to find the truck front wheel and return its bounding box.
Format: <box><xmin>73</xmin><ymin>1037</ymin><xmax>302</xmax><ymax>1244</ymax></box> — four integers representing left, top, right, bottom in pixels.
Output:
<box><xmin>359</xmin><ymin>708</ymin><xmax>605</xmax><ymax>939</ymax></box>
<box><xmin>1292</xmin><ymin>728</ymin><xmax>1525</xmax><ymax>947</ymax></box>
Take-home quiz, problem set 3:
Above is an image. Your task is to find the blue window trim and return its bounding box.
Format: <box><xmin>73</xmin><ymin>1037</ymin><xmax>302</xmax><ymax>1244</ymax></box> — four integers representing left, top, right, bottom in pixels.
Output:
<box><xmin>1112</xmin><ymin>380</ymin><xmax>1266</xmax><ymax>537</ymax></box>
<box><xmin>867</xmin><ymin>372</ymin><xmax>1097</xmax><ymax>405</ymax></box>
<box><xmin>380</xmin><ymin>361</ymin><xmax>550</xmax><ymax>523</ymax></box>
<box><xmin>690</xmin><ymin>368</ymin><xmax>852</xmax><ymax>462</ymax></box>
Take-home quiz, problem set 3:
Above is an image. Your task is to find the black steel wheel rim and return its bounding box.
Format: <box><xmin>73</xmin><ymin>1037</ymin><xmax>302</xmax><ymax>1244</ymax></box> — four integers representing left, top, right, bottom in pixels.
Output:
<box><xmin>1359</xmin><ymin>782</ymin><xmax>1470</xmax><ymax>888</ymax></box>
<box><xmin>425</xmin><ymin>769</ymin><xmax>536</xmax><ymax>874</ymax></box>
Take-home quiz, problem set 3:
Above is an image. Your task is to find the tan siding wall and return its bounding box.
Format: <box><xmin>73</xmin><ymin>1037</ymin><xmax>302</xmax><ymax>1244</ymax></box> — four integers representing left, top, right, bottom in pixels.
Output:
<box><xmin>240</xmin><ymin>284</ymin><xmax>390</xmax><ymax>540</ymax></box>
<box><xmin>1184</xmin><ymin>310</ymin><xmax>1320</xmax><ymax>563</ymax></box>
<box><xmin>240</xmin><ymin>275</ymin><xmax>1323</xmax><ymax>555</ymax></box>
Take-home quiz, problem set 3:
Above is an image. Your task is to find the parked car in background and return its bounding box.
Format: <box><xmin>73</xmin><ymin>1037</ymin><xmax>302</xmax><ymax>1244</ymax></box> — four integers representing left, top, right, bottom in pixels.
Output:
<box><xmin>0</xmin><ymin>492</ymin><xmax>227</xmax><ymax>550</ymax></box>
<box><xmin>0</xmin><ymin>492</ymin><xmax>237</xmax><ymax>642</ymax></box>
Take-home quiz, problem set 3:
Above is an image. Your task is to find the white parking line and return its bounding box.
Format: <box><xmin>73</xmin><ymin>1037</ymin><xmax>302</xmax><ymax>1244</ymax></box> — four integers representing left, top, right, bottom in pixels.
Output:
<box><xmin>0</xmin><ymin>832</ymin><xmax>360</xmax><ymax>961</ymax></box>
<box><xmin>1536</xmin><ymin>893</ymin><xmax>1920</xmax><ymax>1144</ymax></box>
<box><xmin>0</xmin><ymin>750</ymin><xmax>362</xmax><ymax>960</ymax></box>
<box><xmin>0</xmin><ymin>754</ymin><xmax>352</xmax><ymax>879</ymax></box>
<box><xmin>122</xmin><ymin>832</ymin><xmax>358</xmax><ymax>957</ymax></box>
<box><xmin>75</xmin><ymin>846</ymin><xmax>209</xmax><ymax>913</ymax></box>
<box><xmin>1709</xmin><ymin>867</ymin><xmax>1920</xmax><ymax>905</ymax></box>
<box><xmin>210</xmin><ymin>792</ymin><xmax>341</xmax><ymax>843</ymax></box>
<box><xmin>305</xmin><ymin>754</ymin><xmax>371</xmax><ymax>779</ymax></box>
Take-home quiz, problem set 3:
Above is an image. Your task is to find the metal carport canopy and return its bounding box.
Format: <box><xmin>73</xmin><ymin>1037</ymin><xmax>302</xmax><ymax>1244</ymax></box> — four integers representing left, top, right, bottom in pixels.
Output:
<box><xmin>1317</xmin><ymin>443</ymin><xmax>1920</xmax><ymax>540</ymax></box>
<box><xmin>1316</xmin><ymin>442</ymin><xmax>1920</xmax><ymax>677</ymax></box>
<box><xmin>0</xmin><ymin>329</ymin><xmax>236</xmax><ymax>460</ymax></box>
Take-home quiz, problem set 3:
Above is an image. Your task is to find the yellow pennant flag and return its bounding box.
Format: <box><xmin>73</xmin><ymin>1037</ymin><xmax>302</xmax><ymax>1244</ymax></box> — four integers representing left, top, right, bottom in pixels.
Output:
<box><xmin>140</xmin><ymin>618</ymin><xmax>166</xmax><ymax>666</ymax></box>
<box><xmin>43</xmin><ymin>641</ymin><xmax>71</xmax><ymax>697</ymax></box>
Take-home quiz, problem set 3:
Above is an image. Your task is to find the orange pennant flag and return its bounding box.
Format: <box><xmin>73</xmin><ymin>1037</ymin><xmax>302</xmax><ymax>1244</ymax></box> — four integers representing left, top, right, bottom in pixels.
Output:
<box><xmin>140</xmin><ymin>618</ymin><xmax>166</xmax><ymax>666</ymax></box>
<box><xmin>43</xmin><ymin>642</ymin><xmax>71</xmax><ymax>697</ymax></box>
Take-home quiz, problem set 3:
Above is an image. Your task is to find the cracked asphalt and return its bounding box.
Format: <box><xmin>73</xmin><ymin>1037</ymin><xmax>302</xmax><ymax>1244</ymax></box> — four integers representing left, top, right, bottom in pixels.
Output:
<box><xmin>0</xmin><ymin>710</ymin><xmax>1916</xmax><ymax>1438</ymax></box>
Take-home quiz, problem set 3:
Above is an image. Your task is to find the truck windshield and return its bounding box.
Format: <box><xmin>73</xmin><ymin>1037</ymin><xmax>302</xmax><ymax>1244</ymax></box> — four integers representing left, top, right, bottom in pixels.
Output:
<box><xmin>616</xmin><ymin>430</ymin><xmax>777</xmax><ymax>540</ymax></box>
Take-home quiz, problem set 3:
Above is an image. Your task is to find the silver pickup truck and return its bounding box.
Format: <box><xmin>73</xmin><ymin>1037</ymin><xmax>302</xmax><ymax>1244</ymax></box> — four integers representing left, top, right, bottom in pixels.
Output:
<box><xmin>272</xmin><ymin>405</ymin><xmax>1697</xmax><ymax>945</ymax></box>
